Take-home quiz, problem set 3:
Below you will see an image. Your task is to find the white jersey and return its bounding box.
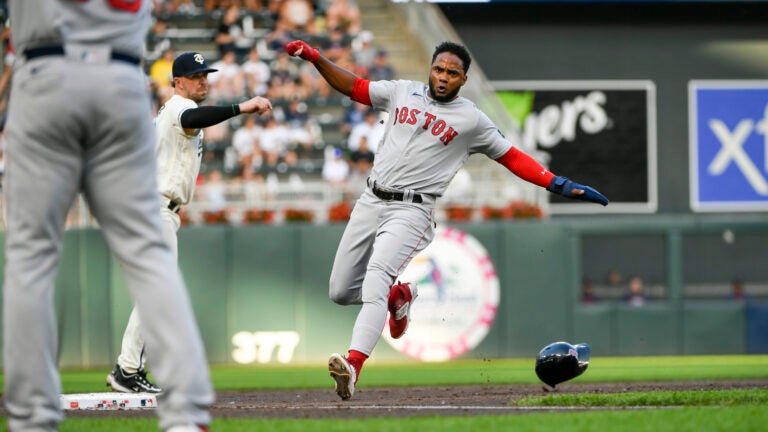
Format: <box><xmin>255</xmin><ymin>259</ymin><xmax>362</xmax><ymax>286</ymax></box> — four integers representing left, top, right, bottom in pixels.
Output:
<box><xmin>155</xmin><ymin>94</ymin><xmax>204</xmax><ymax>205</ymax></box>
<box><xmin>367</xmin><ymin>80</ymin><xmax>513</xmax><ymax>197</ymax></box>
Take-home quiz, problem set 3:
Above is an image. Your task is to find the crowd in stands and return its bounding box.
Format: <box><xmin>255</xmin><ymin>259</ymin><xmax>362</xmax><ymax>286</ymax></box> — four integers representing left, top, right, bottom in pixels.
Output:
<box><xmin>0</xmin><ymin>0</ymin><xmax>397</xmax><ymax>224</ymax></box>
<box><xmin>146</xmin><ymin>0</ymin><xmax>397</xmax><ymax>211</ymax></box>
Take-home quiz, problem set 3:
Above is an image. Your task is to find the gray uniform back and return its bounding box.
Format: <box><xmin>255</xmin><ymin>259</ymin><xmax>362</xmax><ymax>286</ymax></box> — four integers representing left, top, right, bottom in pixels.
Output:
<box><xmin>4</xmin><ymin>1</ymin><xmax>213</xmax><ymax>430</ymax></box>
<box><xmin>10</xmin><ymin>0</ymin><xmax>149</xmax><ymax>58</ymax></box>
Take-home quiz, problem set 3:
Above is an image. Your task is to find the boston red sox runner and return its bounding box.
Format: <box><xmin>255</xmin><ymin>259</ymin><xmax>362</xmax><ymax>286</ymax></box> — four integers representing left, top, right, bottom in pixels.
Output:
<box><xmin>286</xmin><ymin>39</ymin><xmax>608</xmax><ymax>401</ymax></box>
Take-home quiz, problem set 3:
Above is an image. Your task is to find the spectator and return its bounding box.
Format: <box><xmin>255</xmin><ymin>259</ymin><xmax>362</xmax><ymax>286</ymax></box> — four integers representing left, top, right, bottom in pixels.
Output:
<box><xmin>580</xmin><ymin>277</ymin><xmax>597</xmax><ymax>303</ymax></box>
<box><xmin>341</xmin><ymin>101</ymin><xmax>370</xmax><ymax>137</ymax></box>
<box><xmin>264</xmin><ymin>16</ymin><xmax>298</xmax><ymax>53</ymax></box>
<box><xmin>266</xmin><ymin>75</ymin><xmax>311</xmax><ymax>101</ymax></box>
<box><xmin>347</xmin><ymin>109</ymin><xmax>382</xmax><ymax>153</ymax></box>
<box><xmin>298</xmin><ymin>59</ymin><xmax>333</xmax><ymax>99</ymax></box>
<box><xmin>349</xmin><ymin>139</ymin><xmax>374</xmax><ymax>177</ymax></box>
<box><xmin>242</xmin><ymin>46</ymin><xmax>271</xmax><ymax>96</ymax></box>
<box><xmin>606</xmin><ymin>269</ymin><xmax>623</xmax><ymax>288</ymax></box>
<box><xmin>352</xmin><ymin>30</ymin><xmax>377</xmax><ymax>76</ymax></box>
<box><xmin>324</xmin><ymin>0</ymin><xmax>362</xmax><ymax>35</ymax></box>
<box><xmin>625</xmin><ymin>276</ymin><xmax>646</xmax><ymax>307</ymax></box>
<box><xmin>214</xmin><ymin>4</ymin><xmax>250</xmax><ymax>56</ymax></box>
<box><xmin>201</xmin><ymin>169</ymin><xmax>229</xmax><ymax>213</ymax></box>
<box><xmin>320</xmin><ymin>26</ymin><xmax>352</xmax><ymax>62</ymax></box>
<box><xmin>231</xmin><ymin>114</ymin><xmax>264</xmax><ymax>177</ymax></box>
<box><xmin>346</xmin><ymin>141</ymin><xmax>372</xmax><ymax>198</ymax></box>
<box><xmin>146</xmin><ymin>19</ymin><xmax>171</xmax><ymax>59</ymax></box>
<box><xmin>728</xmin><ymin>278</ymin><xmax>750</xmax><ymax>301</ymax></box>
<box><xmin>367</xmin><ymin>49</ymin><xmax>395</xmax><ymax>81</ymax></box>
<box><xmin>278</xmin><ymin>0</ymin><xmax>316</xmax><ymax>34</ymax></box>
<box><xmin>148</xmin><ymin>47</ymin><xmax>175</xmax><ymax>103</ymax></box>
<box><xmin>204</xmin><ymin>0</ymin><xmax>235</xmax><ymax>13</ymax></box>
<box><xmin>322</xmin><ymin>147</ymin><xmax>350</xmax><ymax>185</ymax></box>
<box><xmin>258</xmin><ymin>115</ymin><xmax>293</xmax><ymax>174</ymax></box>
<box><xmin>241</xmin><ymin>0</ymin><xmax>264</xmax><ymax>12</ymax></box>
<box><xmin>163</xmin><ymin>0</ymin><xmax>201</xmax><ymax>14</ymax></box>
<box><xmin>209</xmin><ymin>49</ymin><xmax>246</xmax><ymax>101</ymax></box>
<box><xmin>284</xmin><ymin>98</ymin><xmax>309</xmax><ymax>127</ymax></box>
<box><xmin>269</xmin><ymin>51</ymin><xmax>302</xmax><ymax>88</ymax></box>
<box><xmin>282</xmin><ymin>103</ymin><xmax>316</xmax><ymax>164</ymax></box>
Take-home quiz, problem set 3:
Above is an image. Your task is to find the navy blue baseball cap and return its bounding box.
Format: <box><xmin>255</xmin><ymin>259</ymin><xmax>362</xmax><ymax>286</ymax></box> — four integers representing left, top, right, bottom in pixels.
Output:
<box><xmin>172</xmin><ymin>52</ymin><xmax>218</xmax><ymax>78</ymax></box>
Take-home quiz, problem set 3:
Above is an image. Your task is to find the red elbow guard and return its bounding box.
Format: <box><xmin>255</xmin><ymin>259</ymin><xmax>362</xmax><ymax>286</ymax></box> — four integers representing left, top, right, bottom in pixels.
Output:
<box><xmin>496</xmin><ymin>147</ymin><xmax>554</xmax><ymax>188</ymax></box>
<box><xmin>351</xmin><ymin>77</ymin><xmax>372</xmax><ymax>106</ymax></box>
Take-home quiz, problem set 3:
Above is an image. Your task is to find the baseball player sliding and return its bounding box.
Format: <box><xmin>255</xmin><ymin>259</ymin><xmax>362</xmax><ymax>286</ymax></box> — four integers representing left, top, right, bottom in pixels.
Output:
<box><xmin>286</xmin><ymin>39</ymin><xmax>608</xmax><ymax>401</ymax></box>
<box><xmin>4</xmin><ymin>2</ymin><xmax>216</xmax><ymax>431</ymax></box>
<box><xmin>106</xmin><ymin>52</ymin><xmax>272</xmax><ymax>395</ymax></box>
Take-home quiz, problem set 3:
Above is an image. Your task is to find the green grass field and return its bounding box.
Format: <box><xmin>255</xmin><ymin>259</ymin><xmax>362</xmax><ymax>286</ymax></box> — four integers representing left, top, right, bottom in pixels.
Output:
<box><xmin>2</xmin><ymin>355</ymin><xmax>768</xmax><ymax>431</ymax></box>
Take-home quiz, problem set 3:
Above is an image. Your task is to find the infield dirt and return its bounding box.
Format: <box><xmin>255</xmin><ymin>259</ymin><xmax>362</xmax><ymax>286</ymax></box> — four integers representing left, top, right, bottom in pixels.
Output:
<box><xmin>24</xmin><ymin>379</ymin><xmax>768</xmax><ymax>419</ymax></box>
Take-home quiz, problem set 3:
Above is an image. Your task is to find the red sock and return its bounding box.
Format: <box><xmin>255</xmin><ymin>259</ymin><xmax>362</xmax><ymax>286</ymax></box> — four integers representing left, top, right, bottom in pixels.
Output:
<box><xmin>347</xmin><ymin>349</ymin><xmax>368</xmax><ymax>382</ymax></box>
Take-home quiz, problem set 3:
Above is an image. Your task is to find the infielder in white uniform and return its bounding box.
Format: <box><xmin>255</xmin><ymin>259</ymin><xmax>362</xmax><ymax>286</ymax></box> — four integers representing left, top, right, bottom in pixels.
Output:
<box><xmin>4</xmin><ymin>2</ymin><xmax>214</xmax><ymax>431</ymax></box>
<box><xmin>286</xmin><ymin>39</ymin><xmax>608</xmax><ymax>401</ymax></box>
<box><xmin>106</xmin><ymin>51</ymin><xmax>272</xmax><ymax>394</ymax></box>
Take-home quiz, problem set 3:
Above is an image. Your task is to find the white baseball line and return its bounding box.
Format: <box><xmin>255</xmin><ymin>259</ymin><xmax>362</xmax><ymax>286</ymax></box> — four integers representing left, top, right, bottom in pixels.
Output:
<box><xmin>285</xmin><ymin>405</ymin><xmax>680</xmax><ymax>411</ymax></box>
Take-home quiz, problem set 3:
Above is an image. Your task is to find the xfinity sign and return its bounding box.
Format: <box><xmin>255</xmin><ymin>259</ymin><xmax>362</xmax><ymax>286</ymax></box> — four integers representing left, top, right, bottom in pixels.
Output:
<box><xmin>690</xmin><ymin>81</ymin><xmax>768</xmax><ymax>212</ymax></box>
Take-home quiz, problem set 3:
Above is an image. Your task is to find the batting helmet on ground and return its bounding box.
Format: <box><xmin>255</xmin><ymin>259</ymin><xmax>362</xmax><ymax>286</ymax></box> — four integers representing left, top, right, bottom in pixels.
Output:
<box><xmin>534</xmin><ymin>341</ymin><xmax>590</xmax><ymax>388</ymax></box>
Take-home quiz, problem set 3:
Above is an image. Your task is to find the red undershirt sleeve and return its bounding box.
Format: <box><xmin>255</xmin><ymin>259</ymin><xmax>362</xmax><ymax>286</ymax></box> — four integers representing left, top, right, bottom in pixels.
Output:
<box><xmin>495</xmin><ymin>146</ymin><xmax>555</xmax><ymax>188</ymax></box>
<box><xmin>350</xmin><ymin>77</ymin><xmax>372</xmax><ymax>106</ymax></box>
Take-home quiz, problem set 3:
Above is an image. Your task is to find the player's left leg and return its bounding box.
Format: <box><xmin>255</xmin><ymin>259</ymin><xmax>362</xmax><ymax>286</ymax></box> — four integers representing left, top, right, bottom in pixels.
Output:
<box><xmin>3</xmin><ymin>58</ymin><xmax>84</xmax><ymax>431</ymax></box>
<box><xmin>329</xmin><ymin>203</ymin><xmax>435</xmax><ymax>400</ymax></box>
<box><xmin>328</xmin><ymin>190</ymin><xmax>380</xmax><ymax>305</ymax></box>
<box><xmin>351</xmin><ymin>202</ymin><xmax>435</xmax><ymax>355</ymax></box>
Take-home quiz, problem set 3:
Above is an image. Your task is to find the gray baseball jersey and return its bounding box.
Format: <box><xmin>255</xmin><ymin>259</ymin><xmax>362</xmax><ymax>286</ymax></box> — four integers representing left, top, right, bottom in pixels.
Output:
<box><xmin>329</xmin><ymin>79</ymin><xmax>512</xmax><ymax>357</ymax></box>
<box><xmin>9</xmin><ymin>0</ymin><xmax>149</xmax><ymax>60</ymax></box>
<box><xmin>4</xmin><ymin>1</ymin><xmax>213</xmax><ymax>430</ymax></box>
<box><xmin>367</xmin><ymin>80</ymin><xmax>512</xmax><ymax>195</ymax></box>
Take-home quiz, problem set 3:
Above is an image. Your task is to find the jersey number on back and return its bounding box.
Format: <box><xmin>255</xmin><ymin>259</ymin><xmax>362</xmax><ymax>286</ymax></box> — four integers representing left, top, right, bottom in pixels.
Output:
<box><xmin>73</xmin><ymin>0</ymin><xmax>142</xmax><ymax>13</ymax></box>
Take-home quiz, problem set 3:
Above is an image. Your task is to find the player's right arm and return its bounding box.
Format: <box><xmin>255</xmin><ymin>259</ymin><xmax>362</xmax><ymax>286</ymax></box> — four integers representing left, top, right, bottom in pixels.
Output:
<box><xmin>286</xmin><ymin>40</ymin><xmax>371</xmax><ymax>106</ymax></box>
<box><xmin>179</xmin><ymin>96</ymin><xmax>272</xmax><ymax>129</ymax></box>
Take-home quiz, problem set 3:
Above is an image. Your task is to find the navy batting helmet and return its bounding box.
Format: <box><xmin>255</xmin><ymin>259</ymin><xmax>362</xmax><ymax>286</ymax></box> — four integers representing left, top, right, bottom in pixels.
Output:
<box><xmin>534</xmin><ymin>341</ymin><xmax>590</xmax><ymax>388</ymax></box>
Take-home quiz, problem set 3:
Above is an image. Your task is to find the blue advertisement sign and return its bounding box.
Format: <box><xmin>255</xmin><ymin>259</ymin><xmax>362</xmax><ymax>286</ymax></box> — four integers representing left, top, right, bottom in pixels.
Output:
<box><xmin>689</xmin><ymin>81</ymin><xmax>768</xmax><ymax>212</ymax></box>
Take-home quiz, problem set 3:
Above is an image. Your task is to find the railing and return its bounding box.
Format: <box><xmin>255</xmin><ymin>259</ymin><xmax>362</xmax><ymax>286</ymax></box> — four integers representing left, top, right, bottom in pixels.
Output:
<box><xmin>0</xmin><ymin>176</ymin><xmax>542</xmax><ymax>230</ymax></box>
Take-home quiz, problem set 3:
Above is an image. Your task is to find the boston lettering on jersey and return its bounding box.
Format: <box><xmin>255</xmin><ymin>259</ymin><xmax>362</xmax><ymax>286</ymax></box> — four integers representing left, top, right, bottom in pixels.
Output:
<box><xmin>393</xmin><ymin>106</ymin><xmax>460</xmax><ymax>145</ymax></box>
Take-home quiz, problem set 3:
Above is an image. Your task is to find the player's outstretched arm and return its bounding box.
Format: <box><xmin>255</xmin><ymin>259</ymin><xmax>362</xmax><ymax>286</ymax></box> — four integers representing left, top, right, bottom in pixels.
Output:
<box><xmin>286</xmin><ymin>40</ymin><xmax>358</xmax><ymax>97</ymax></box>
<box><xmin>179</xmin><ymin>97</ymin><xmax>272</xmax><ymax>129</ymax></box>
<box><xmin>238</xmin><ymin>96</ymin><xmax>272</xmax><ymax>115</ymax></box>
<box><xmin>547</xmin><ymin>176</ymin><xmax>609</xmax><ymax>206</ymax></box>
<box><xmin>495</xmin><ymin>146</ymin><xmax>608</xmax><ymax>206</ymax></box>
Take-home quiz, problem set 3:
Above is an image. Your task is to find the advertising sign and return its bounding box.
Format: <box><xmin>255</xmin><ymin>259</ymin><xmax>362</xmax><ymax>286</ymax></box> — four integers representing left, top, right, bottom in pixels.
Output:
<box><xmin>689</xmin><ymin>81</ymin><xmax>768</xmax><ymax>212</ymax></box>
<box><xmin>383</xmin><ymin>226</ymin><xmax>500</xmax><ymax>362</ymax></box>
<box><xmin>492</xmin><ymin>81</ymin><xmax>657</xmax><ymax>214</ymax></box>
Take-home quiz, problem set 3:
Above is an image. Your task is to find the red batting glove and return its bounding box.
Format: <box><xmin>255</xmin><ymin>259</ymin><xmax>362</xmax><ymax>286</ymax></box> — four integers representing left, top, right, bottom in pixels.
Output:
<box><xmin>285</xmin><ymin>40</ymin><xmax>320</xmax><ymax>63</ymax></box>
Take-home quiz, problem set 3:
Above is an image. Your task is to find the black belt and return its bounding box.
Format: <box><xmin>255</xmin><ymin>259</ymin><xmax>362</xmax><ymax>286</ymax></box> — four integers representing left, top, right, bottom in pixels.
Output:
<box><xmin>371</xmin><ymin>182</ymin><xmax>423</xmax><ymax>204</ymax></box>
<box><xmin>167</xmin><ymin>200</ymin><xmax>181</xmax><ymax>214</ymax></box>
<box><xmin>23</xmin><ymin>46</ymin><xmax>141</xmax><ymax>65</ymax></box>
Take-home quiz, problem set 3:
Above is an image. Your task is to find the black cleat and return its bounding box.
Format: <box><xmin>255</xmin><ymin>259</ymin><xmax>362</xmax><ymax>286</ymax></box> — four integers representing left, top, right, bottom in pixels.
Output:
<box><xmin>106</xmin><ymin>364</ymin><xmax>163</xmax><ymax>394</ymax></box>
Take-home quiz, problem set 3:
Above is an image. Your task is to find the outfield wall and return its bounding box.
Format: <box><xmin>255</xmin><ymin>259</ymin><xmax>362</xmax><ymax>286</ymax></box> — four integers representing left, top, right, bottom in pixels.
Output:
<box><xmin>0</xmin><ymin>215</ymin><xmax>765</xmax><ymax>368</ymax></box>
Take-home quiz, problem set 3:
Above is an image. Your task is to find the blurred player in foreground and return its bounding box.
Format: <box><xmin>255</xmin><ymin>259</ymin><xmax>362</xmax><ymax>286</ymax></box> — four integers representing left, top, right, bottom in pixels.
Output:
<box><xmin>286</xmin><ymin>39</ymin><xmax>608</xmax><ymax>401</ymax></box>
<box><xmin>107</xmin><ymin>52</ymin><xmax>272</xmax><ymax>394</ymax></box>
<box><xmin>3</xmin><ymin>1</ymin><xmax>213</xmax><ymax>431</ymax></box>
